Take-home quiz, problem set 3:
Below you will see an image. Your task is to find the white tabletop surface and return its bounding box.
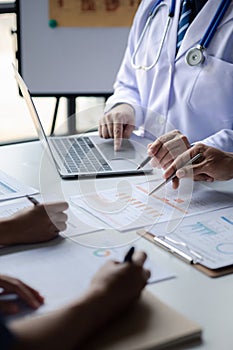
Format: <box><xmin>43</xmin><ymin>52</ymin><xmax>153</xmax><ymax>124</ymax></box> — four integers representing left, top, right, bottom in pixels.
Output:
<box><xmin>0</xmin><ymin>140</ymin><xmax>233</xmax><ymax>350</ymax></box>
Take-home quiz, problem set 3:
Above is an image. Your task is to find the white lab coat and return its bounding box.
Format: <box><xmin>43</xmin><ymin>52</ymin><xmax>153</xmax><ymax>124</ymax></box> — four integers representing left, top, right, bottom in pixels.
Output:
<box><xmin>106</xmin><ymin>0</ymin><xmax>233</xmax><ymax>152</ymax></box>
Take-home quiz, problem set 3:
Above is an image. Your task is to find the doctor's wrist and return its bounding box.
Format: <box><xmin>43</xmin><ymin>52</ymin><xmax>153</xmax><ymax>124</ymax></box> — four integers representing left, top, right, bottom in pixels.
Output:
<box><xmin>104</xmin><ymin>102</ymin><xmax>135</xmax><ymax>116</ymax></box>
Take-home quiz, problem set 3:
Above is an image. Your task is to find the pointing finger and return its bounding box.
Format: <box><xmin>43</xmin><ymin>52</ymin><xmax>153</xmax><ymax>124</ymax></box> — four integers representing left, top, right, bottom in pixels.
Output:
<box><xmin>113</xmin><ymin>122</ymin><xmax>123</xmax><ymax>151</ymax></box>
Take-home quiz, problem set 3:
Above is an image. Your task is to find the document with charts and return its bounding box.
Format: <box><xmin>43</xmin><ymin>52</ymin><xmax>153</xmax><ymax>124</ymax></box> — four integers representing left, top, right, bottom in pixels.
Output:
<box><xmin>70</xmin><ymin>180</ymin><xmax>233</xmax><ymax>232</ymax></box>
<box><xmin>0</xmin><ymin>239</ymin><xmax>175</xmax><ymax>318</ymax></box>
<box><xmin>0</xmin><ymin>170</ymin><xmax>38</xmax><ymax>201</ymax></box>
<box><xmin>148</xmin><ymin>207</ymin><xmax>233</xmax><ymax>270</ymax></box>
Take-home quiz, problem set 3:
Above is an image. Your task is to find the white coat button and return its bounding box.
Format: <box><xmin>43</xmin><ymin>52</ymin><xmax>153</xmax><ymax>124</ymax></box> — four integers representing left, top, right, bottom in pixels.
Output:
<box><xmin>158</xmin><ymin>115</ymin><xmax>165</xmax><ymax>125</ymax></box>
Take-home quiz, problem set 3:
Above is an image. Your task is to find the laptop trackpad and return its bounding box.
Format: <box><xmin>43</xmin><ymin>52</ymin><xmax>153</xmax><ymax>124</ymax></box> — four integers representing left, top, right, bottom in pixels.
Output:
<box><xmin>98</xmin><ymin>139</ymin><xmax>136</xmax><ymax>160</ymax></box>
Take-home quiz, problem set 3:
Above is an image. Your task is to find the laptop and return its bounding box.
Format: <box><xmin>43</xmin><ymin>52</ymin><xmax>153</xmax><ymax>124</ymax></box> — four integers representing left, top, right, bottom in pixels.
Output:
<box><xmin>14</xmin><ymin>66</ymin><xmax>152</xmax><ymax>179</ymax></box>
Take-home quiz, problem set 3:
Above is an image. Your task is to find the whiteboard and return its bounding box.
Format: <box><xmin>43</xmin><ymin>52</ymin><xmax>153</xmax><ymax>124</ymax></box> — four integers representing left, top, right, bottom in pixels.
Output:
<box><xmin>17</xmin><ymin>0</ymin><xmax>131</xmax><ymax>96</ymax></box>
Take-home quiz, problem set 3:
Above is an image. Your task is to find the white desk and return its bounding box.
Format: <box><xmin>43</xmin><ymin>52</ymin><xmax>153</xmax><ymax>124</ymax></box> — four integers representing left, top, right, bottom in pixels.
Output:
<box><xmin>0</xmin><ymin>141</ymin><xmax>233</xmax><ymax>350</ymax></box>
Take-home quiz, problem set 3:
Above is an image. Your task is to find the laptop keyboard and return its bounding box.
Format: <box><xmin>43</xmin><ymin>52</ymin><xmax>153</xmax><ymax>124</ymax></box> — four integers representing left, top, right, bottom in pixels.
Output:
<box><xmin>50</xmin><ymin>137</ymin><xmax>112</xmax><ymax>174</ymax></box>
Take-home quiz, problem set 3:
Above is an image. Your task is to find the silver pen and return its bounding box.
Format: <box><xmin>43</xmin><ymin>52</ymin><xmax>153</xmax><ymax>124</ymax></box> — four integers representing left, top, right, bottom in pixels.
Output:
<box><xmin>148</xmin><ymin>153</ymin><xmax>202</xmax><ymax>196</ymax></box>
<box><xmin>136</xmin><ymin>156</ymin><xmax>152</xmax><ymax>170</ymax></box>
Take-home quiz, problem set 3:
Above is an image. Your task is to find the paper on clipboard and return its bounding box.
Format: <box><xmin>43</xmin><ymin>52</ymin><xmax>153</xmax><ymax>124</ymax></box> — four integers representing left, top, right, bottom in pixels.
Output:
<box><xmin>138</xmin><ymin>207</ymin><xmax>233</xmax><ymax>276</ymax></box>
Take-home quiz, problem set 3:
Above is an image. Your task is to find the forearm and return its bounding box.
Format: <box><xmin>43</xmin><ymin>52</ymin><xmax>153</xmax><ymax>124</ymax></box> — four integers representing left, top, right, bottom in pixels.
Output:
<box><xmin>0</xmin><ymin>218</ymin><xmax>15</xmax><ymax>245</ymax></box>
<box><xmin>9</xmin><ymin>256</ymin><xmax>148</xmax><ymax>350</ymax></box>
<box><xmin>10</xmin><ymin>288</ymin><xmax>113</xmax><ymax>350</ymax></box>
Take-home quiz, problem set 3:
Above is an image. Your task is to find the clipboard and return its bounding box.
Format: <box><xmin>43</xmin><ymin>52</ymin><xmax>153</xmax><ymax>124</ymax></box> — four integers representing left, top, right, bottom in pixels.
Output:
<box><xmin>137</xmin><ymin>229</ymin><xmax>233</xmax><ymax>278</ymax></box>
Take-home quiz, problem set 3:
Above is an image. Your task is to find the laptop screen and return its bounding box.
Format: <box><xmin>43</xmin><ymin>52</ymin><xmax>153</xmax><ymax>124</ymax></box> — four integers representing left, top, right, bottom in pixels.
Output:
<box><xmin>13</xmin><ymin>65</ymin><xmax>50</xmax><ymax>149</ymax></box>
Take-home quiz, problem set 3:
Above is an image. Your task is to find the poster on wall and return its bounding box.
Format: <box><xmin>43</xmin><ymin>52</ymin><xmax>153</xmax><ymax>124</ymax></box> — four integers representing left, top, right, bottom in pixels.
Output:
<box><xmin>49</xmin><ymin>0</ymin><xmax>141</xmax><ymax>27</ymax></box>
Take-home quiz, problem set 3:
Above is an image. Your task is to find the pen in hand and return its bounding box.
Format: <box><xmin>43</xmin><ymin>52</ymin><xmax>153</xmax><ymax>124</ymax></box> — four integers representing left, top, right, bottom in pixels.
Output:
<box><xmin>148</xmin><ymin>153</ymin><xmax>202</xmax><ymax>196</ymax></box>
<box><xmin>137</xmin><ymin>156</ymin><xmax>152</xmax><ymax>170</ymax></box>
<box><xmin>26</xmin><ymin>195</ymin><xmax>40</xmax><ymax>206</ymax></box>
<box><xmin>124</xmin><ymin>246</ymin><xmax>135</xmax><ymax>262</ymax></box>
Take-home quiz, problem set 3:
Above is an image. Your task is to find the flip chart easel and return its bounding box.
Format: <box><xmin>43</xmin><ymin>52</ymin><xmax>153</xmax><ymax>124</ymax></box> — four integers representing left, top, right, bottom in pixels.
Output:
<box><xmin>15</xmin><ymin>0</ymin><xmax>140</xmax><ymax>132</ymax></box>
<box><xmin>16</xmin><ymin>0</ymin><xmax>138</xmax><ymax>96</ymax></box>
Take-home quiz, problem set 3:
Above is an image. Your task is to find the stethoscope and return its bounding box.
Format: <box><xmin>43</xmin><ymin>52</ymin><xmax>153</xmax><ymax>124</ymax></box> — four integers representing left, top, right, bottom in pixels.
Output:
<box><xmin>186</xmin><ymin>0</ymin><xmax>231</xmax><ymax>66</ymax></box>
<box><xmin>131</xmin><ymin>0</ymin><xmax>231</xmax><ymax>69</ymax></box>
<box><xmin>131</xmin><ymin>0</ymin><xmax>175</xmax><ymax>70</ymax></box>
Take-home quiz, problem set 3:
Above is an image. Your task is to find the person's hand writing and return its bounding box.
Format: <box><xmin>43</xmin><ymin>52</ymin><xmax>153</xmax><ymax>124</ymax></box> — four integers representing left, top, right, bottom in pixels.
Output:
<box><xmin>7</xmin><ymin>251</ymin><xmax>150</xmax><ymax>350</ymax></box>
<box><xmin>148</xmin><ymin>130</ymin><xmax>191</xmax><ymax>170</ymax></box>
<box><xmin>0</xmin><ymin>274</ymin><xmax>44</xmax><ymax>315</ymax></box>
<box><xmin>0</xmin><ymin>201</ymin><xmax>68</xmax><ymax>245</ymax></box>
<box><xmin>164</xmin><ymin>144</ymin><xmax>233</xmax><ymax>189</ymax></box>
<box><xmin>89</xmin><ymin>250</ymin><xmax>150</xmax><ymax>321</ymax></box>
<box><xmin>98</xmin><ymin>103</ymin><xmax>135</xmax><ymax>151</ymax></box>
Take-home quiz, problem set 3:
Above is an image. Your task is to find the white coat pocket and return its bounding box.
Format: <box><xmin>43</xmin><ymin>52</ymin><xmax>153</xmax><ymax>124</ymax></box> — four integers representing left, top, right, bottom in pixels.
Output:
<box><xmin>188</xmin><ymin>55</ymin><xmax>233</xmax><ymax>126</ymax></box>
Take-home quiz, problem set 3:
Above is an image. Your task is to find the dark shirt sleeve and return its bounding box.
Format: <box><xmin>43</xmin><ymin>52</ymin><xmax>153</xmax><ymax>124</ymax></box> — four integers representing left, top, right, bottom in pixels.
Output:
<box><xmin>0</xmin><ymin>317</ymin><xmax>17</xmax><ymax>350</ymax></box>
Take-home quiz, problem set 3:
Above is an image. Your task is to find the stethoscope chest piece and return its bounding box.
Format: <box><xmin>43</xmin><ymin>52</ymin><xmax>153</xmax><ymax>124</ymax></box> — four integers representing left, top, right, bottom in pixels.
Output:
<box><xmin>185</xmin><ymin>46</ymin><xmax>205</xmax><ymax>66</ymax></box>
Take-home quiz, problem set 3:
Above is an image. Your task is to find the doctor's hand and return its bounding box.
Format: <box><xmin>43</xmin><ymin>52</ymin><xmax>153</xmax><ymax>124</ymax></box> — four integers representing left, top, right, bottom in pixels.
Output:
<box><xmin>98</xmin><ymin>103</ymin><xmax>135</xmax><ymax>151</ymax></box>
<box><xmin>0</xmin><ymin>201</ymin><xmax>68</xmax><ymax>245</ymax></box>
<box><xmin>147</xmin><ymin>130</ymin><xmax>191</xmax><ymax>170</ymax></box>
<box><xmin>164</xmin><ymin>144</ymin><xmax>233</xmax><ymax>189</ymax></box>
<box><xmin>0</xmin><ymin>274</ymin><xmax>44</xmax><ymax>315</ymax></box>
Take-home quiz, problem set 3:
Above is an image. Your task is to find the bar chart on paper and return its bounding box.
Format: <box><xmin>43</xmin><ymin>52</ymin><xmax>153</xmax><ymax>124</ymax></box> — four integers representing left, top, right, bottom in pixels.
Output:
<box><xmin>71</xmin><ymin>188</ymin><xmax>164</xmax><ymax>231</ymax></box>
<box><xmin>180</xmin><ymin>222</ymin><xmax>218</xmax><ymax>236</ymax></box>
<box><xmin>70</xmin><ymin>181</ymin><xmax>233</xmax><ymax>232</ymax></box>
<box><xmin>150</xmin><ymin>207</ymin><xmax>233</xmax><ymax>269</ymax></box>
<box><xmin>180</xmin><ymin>213</ymin><xmax>233</xmax><ymax>237</ymax></box>
<box><xmin>138</xmin><ymin>180</ymin><xmax>233</xmax><ymax>216</ymax></box>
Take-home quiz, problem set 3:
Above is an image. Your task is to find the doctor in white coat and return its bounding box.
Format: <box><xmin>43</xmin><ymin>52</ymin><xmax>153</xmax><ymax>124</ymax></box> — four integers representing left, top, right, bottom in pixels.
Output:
<box><xmin>99</xmin><ymin>0</ymin><xmax>233</xmax><ymax>163</ymax></box>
